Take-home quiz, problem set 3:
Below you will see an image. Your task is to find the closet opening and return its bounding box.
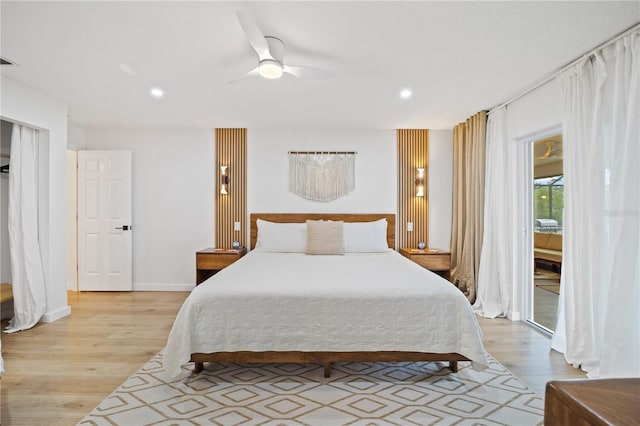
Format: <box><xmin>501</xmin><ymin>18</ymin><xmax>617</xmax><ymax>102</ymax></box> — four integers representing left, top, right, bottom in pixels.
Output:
<box><xmin>0</xmin><ymin>118</ymin><xmax>56</xmax><ymax>330</ymax></box>
<box><xmin>1</xmin><ymin>120</ymin><xmax>13</xmax><ymax>320</ymax></box>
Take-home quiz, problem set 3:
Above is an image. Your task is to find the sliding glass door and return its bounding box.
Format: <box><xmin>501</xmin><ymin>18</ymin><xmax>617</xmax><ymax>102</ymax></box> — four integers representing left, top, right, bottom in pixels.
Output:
<box><xmin>530</xmin><ymin>134</ymin><xmax>563</xmax><ymax>332</ymax></box>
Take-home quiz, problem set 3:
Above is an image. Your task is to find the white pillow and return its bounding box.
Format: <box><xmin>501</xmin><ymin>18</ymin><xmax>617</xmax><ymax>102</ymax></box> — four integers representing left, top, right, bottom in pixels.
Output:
<box><xmin>343</xmin><ymin>219</ymin><xmax>390</xmax><ymax>253</ymax></box>
<box><xmin>255</xmin><ymin>219</ymin><xmax>307</xmax><ymax>252</ymax></box>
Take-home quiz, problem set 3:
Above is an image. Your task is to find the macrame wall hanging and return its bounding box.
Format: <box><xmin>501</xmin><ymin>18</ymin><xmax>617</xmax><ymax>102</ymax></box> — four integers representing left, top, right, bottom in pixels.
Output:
<box><xmin>288</xmin><ymin>151</ymin><xmax>356</xmax><ymax>202</ymax></box>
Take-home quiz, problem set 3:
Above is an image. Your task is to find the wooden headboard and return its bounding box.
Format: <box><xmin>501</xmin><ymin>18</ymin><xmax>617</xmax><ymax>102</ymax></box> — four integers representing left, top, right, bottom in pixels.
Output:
<box><xmin>250</xmin><ymin>213</ymin><xmax>396</xmax><ymax>250</ymax></box>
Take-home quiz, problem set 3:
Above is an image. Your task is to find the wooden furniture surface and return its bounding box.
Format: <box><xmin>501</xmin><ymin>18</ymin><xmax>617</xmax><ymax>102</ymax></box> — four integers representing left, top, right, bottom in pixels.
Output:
<box><xmin>1</xmin><ymin>283</ymin><xmax>14</xmax><ymax>320</ymax></box>
<box><xmin>192</xmin><ymin>351</ymin><xmax>468</xmax><ymax>379</ymax></box>
<box><xmin>399</xmin><ymin>247</ymin><xmax>451</xmax><ymax>279</ymax></box>
<box><xmin>196</xmin><ymin>247</ymin><xmax>247</xmax><ymax>285</ymax></box>
<box><xmin>249</xmin><ymin>213</ymin><xmax>396</xmax><ymax>250</ymax></box>
<box><xmin>0</xmin><ymin>283</ymin><xmax>13</xmax><ymax>303</ymax></box>
<box><xmin>191</xmin><ymin>213</ymin><xmax>471</xmax><ymax>377</ymax></box>
<box><xmin>544</xmin><ymin>378</ymin><xmax>640</xmax><ymax>426</ymax></box>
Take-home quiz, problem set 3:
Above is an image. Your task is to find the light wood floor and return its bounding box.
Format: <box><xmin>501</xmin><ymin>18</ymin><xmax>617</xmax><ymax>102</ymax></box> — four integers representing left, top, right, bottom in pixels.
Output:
<box><xmin>0</xmin><ymin>291</ymin><xmax>585</xmax><ymax>425</ymax></box>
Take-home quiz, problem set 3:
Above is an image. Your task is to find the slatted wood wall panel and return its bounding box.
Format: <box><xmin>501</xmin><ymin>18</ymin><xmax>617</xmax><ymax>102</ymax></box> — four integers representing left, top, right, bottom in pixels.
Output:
<box><xmin>215</xmin><ymin>128</ymin><xmax>247</xmax><ymax>249</ymax></box>
<box><xmin>397</xmin><ymin>129</ymin><xmax>429</xmax><ymax>249</ymax></box>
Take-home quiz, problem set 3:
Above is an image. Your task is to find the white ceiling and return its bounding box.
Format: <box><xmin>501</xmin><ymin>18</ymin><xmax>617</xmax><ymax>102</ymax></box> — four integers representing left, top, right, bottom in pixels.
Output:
<box><xmin>1</xmin><ymin>1</ymin><xmax>638</xmax><ymax>130</ymax></box>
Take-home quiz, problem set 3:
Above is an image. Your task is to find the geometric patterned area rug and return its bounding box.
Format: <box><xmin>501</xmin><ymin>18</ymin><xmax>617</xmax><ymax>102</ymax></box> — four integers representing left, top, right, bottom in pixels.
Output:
<box><xmin>78</xmin><ymin>352</ymin><xmax>543</xmax><ymax>426</ymax></box>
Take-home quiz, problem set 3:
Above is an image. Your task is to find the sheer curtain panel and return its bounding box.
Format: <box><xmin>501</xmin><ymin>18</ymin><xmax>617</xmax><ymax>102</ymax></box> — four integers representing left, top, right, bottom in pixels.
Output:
<box><xmin>450</xmin><ymin>111</ymin><xmax>487</xmax><ymax>303</ymax></box>
<box><xmin>551</xmin><ymin>30</ymin><xmax>640</xmax><ymax>378</ymax></box>
<box><xmin>473</xmin><ymin>107</ymin><xmax>514</xmax><ymax>318</ymax></box>
<box><xmin>4</xmin><ymin>124</ymin><xmax>46</xmax><ymax>333</ymax></box>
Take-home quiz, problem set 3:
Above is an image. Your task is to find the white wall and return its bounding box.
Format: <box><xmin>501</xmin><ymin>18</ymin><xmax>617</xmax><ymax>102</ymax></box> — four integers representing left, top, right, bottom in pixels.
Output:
<box><xmin>67</xmin><ymin>123</ymin><xmax>86</xmax><ymax>150</ymax></box>
<box><xmin>428</xmin><ymin>129</ymin><xmax>453</xmax><ymax>250</ymax></box>
<box><xmin>80</xmin><ymin>127</ymin><xmax>454</xmax><ymax>289</ymax></box>
<box><xmin>248</xmin><ymin>128</ymin><xmax>454</xmax><ymax>249</ymax></box>
<box><xmin>84</xmin><ymin>128</ymin><xmax>214</xmax><ymax>290</ymax></box>
<box><xmin>1</xmin><ymin>77</ymin><xmax>70</xmax><ymax>322</ymax></box>
<box><xmin>501</xmin><ymin>79</ymin><xmax>563</xmax><ymax>320</ymax></box>
<box><xmin>66</xmin><ymin>150</ymin><xmax>77</xmax><ymax>291</ymax></box>
<box><xmin>247</xmin><ymin>128</ymin><xmax>397</xmax><ymax>216</ymax></box>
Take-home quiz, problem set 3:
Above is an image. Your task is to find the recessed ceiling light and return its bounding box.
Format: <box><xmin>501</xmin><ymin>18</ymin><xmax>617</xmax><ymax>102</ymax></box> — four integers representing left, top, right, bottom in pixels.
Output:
<box><xmin>400</xmin><ymin>89</ymin><xmax>412</xmax><ymax>99</ymax></box>
<box><xmin>150</xmin><ymin>87</ymin><xmax>164</xmax><ymax>98</ymax></box>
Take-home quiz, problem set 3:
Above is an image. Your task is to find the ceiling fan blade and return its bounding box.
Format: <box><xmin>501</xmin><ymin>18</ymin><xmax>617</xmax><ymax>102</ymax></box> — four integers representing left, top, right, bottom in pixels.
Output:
<box><xmin>283</xmin><ymin>65</ymin><xmax>335</xmax><ymax>80</ymax></box>
<box><xmin>237</xmin><ymin>11</ymin><xmax>272</xmax><ymax>61</ymax></box>
<box><xmin>228</xmin><ymin>67</ymin><xmax>259</xmax><ymax>84</ymax></box>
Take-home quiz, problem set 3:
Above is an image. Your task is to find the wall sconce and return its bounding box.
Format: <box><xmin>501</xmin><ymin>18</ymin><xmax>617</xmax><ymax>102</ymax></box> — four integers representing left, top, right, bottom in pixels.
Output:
<box><xmin>220</xmin><ymin>165</ymin><xmax>229</xmax><ymax>195</ymax></box>
<box><xmin>415</xmin><ymin>167</ymin><xmax>425</xmax><ymax>197</ymax></box>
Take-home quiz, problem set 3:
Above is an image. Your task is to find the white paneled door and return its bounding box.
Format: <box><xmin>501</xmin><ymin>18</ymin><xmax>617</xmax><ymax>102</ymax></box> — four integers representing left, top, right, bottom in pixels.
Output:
<box><xmin>78</xmin><ymin>151</ymin><xmax>132</xmax><ymax>291</ymax></box>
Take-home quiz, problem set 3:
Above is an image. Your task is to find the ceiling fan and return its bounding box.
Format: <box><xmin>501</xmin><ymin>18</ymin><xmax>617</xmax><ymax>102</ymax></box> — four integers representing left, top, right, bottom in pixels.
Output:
<box><xmin>230</xmin><ymin>11</ymin><xmax>335</xmax><ymax>83</ymax></box>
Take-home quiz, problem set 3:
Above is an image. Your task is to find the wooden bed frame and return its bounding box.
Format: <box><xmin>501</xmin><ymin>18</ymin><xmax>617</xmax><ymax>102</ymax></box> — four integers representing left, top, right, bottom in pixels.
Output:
<box><xmin>191</xmin><ymin>213</ymin><xmax>470</xmax><ymax>377</ymax></box>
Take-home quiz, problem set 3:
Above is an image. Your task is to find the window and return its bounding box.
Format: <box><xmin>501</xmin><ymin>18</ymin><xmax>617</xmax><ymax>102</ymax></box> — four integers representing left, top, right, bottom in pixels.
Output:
<box><xmin>533</xmin><ymin>175</ymin><xmax>563</xmax><ymax>234</ymax></box>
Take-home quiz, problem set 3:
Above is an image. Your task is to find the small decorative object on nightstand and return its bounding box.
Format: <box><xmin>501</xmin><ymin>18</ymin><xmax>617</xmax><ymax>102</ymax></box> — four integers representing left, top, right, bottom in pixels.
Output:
<box><xmin>196</xmin><ymin>247</ymin><xmax>247</xmax><ymax>285</ymax></box>
<box><xmin>400</xmin><ymin>247</ymin><xmax>451</xmax><ymax>280</ymax></box>
<box><xmin>417</xmin><ymin>241</ymin><xmax>426</xmax><ymax>249</ymax></box>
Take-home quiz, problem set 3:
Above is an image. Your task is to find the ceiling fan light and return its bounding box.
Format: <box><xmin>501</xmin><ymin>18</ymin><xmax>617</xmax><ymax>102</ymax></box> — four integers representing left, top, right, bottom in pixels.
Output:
<box><xmin>259</xmin><ymin>60</ymin><xmax>283</xmax><ymax>79</ymax></box>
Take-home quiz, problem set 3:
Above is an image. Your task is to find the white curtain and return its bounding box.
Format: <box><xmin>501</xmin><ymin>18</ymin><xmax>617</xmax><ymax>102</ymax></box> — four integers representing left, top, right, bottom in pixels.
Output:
<box><xmin>551</xmin><ymin>30</ymin><xmax>640</xmax><ymax>378</ymax></box>
<box><xmin>4</xmin><ymin>124</ymin><xmax>46</xmax><ymax>334</ymax></box>
<box><xmin>473</xmin><ymin>107</ymin><xmax>515</xmax><ymax>318</ymax></box>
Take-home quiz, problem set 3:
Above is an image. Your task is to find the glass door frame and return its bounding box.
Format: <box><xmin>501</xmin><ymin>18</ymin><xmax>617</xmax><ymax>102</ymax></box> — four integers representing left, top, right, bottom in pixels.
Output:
<box><xmin>522</xmin><ymin>126</ymin><xmax>562</xmax><ymax>335</ymax></box>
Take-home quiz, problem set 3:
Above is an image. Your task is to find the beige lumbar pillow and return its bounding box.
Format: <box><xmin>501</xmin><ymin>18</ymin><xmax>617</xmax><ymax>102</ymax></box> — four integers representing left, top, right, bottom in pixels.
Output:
<box><xmin>306</xmin><ymin>220</ymin><xmax>345</xmax><ymax>255</ymax></box>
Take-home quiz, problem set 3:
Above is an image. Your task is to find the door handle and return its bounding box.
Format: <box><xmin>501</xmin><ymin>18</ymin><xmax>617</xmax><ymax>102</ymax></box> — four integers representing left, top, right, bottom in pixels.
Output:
<box><xmin>115</xmin><ymin>225</ymin><xmax>132</xmax><ymax>231</ymax></box>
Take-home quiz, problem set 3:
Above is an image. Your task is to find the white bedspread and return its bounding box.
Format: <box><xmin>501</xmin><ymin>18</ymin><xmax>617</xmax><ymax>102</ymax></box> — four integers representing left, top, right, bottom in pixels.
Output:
<box><xmin>164</xmin><ymin>251</ymin><xmax>489</xmax><ymax>377</ymax></box>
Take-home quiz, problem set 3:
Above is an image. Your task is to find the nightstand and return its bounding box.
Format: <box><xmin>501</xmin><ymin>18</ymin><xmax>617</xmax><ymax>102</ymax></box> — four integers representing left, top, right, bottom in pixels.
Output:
<box><xmin>400</xmin><ymin>247</ymin><xmax>451</xmax><ymax>280</ymax></box>
<box><xmin>196</xmin><ymin>247</ymin><xmax>247</xmax><ymax>285</ymax></box>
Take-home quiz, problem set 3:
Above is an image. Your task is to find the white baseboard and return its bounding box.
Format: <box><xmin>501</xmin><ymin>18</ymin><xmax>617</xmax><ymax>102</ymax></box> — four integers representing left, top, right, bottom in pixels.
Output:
<box><xmin>41</xmin><ymin>305</ymin><xmax>71</xmax><ymax>323</ymax></box>
<box><xmin>133</xmin><ymin>283</ymin><xmax>194</xmax><ymax>292</ymax></box>
<box><xmin>507</xmin><ymin>311</ymin><xmax>522</xmax><ymax>321</ymax></box>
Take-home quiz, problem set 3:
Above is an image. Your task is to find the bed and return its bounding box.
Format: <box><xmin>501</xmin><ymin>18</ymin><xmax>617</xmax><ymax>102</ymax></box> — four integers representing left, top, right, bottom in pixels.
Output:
<box><xmin>163</xmin><ymin>213</ymin><xmax>489</xmax><ymax>378</ymax></box>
